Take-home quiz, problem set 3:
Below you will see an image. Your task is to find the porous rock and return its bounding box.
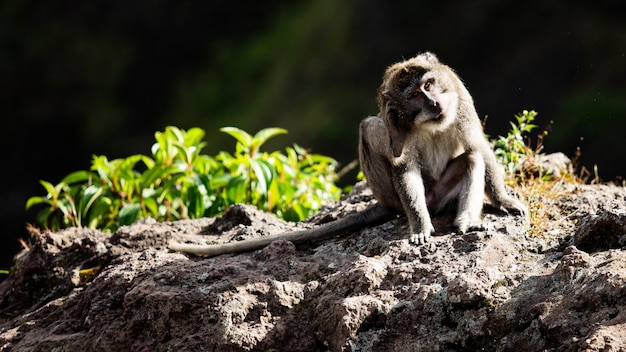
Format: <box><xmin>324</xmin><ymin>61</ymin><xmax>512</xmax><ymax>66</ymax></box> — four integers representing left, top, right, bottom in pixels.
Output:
<box><xmin>0</xmin><ymin>183</ymin><xmax>625</xmax><ymax>351</ymax></box>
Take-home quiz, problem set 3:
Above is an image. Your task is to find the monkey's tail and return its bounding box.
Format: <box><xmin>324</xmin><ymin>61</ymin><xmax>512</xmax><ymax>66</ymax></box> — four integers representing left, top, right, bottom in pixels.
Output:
<box><xmin>168</xmin><ymin>204</ymin><xmax>397</xmax><ymax>257</ymax></box>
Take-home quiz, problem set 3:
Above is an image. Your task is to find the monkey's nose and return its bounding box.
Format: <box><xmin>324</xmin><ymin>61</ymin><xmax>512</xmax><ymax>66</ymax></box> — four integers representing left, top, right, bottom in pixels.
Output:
<box><xmin>427</xmin><ymin>100</ymin><xmax>442</xmax><ymax>115</ymax></box>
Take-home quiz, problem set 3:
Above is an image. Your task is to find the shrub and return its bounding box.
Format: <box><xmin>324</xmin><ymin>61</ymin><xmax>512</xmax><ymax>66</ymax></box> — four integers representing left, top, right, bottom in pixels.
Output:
<box><xmin>493</xmin><ymin>109</ymin><xmax>547</xmax><ymax>184</ymax></box>
<box><xmin>26</xmin><ymin>126</ymin><xmax>341</xmax><ymax>232</ymax></box>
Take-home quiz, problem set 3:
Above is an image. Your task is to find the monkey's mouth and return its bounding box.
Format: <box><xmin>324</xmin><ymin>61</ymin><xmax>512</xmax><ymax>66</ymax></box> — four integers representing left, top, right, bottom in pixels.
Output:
<box><xmin>432</xmin><ymin>112</ymin><xmax>444</xmax><ymax>121</ymax></box>
<box><xmin>427</xmin><ymin>104</ymin><xmax>444</xmax><ymax>121</ymax></box>
<box><xmin>412</xmin><ymin>111</ymin><xmax>444</xmax><ymax>124</ymax></box>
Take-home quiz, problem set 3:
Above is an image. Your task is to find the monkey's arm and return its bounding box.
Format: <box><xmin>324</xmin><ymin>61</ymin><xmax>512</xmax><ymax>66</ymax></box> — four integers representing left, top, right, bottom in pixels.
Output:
<box><xmin>391</xmin><ymin>161</ymin><xmax>435</xmax><ymax>244</ymax></box>
<box><xmin>169</xmin><ymin>204</ymin><xmax>397</xmax><ymax>257</ymax></box>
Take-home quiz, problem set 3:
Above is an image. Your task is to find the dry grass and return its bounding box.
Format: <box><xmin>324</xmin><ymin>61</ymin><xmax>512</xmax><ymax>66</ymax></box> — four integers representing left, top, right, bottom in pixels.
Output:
<box><xmin>510</xmin><ymin>166</ymin><xmax>591</xmax><ymax>238</ymax></box>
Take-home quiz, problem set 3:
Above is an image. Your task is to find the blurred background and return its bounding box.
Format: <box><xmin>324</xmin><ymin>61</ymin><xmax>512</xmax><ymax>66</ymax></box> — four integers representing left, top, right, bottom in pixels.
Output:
<box><xmin>1</xmin><ymin>0</ymin><xmax>625</xmax><ymax>271</ymax></box>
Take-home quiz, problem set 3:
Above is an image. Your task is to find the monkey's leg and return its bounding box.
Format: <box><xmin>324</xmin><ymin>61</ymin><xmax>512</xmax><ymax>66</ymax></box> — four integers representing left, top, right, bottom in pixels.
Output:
<box><xmin>478</xmin><ymin>141</ymin><xmax>528</xmax><ymax>217</ymax></box>
<box><xmin>428</xmin><ymin>152</ymin><xmax>485</xmax><ymax>232</ymax></box>
<box><xmin>358</xmin><ymin>116</ymin><xmax>403</xmax><ymax>211</ymax></box>
<box><xmin>360</xmin><ymin>116</ymin><xmax>433</xmax><ymax>244</ymax></box>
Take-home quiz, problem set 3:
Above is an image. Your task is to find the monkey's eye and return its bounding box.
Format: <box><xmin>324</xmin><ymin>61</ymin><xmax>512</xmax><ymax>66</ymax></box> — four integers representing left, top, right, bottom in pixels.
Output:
<box><xmin>422</xmin><ymin>79</ymin><xmax>434</xmax><ymax>92</ymax></box>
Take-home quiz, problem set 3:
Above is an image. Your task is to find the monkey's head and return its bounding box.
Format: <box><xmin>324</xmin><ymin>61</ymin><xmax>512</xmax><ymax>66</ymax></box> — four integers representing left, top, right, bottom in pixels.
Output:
<box><xmin>378</xmin><ymin>52</ymin><xmax>462</xmax><ymax>157</ymax></box>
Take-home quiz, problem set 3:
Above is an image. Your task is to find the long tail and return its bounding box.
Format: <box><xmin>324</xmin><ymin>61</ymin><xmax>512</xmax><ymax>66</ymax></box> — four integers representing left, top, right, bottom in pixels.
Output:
<box><xmin>168</xmin><ymin>204</ymin><xmax>397</xmax><ymax>257</ymax></box>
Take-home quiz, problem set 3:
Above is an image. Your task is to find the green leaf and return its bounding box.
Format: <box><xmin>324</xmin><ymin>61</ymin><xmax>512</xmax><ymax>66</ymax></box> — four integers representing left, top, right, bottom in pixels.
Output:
<box><xmin>192</xmin><ymin>154</ymin><xmax>217</xmax><ymax>175</ymax></box>
<box><xmin>186</xmin><ymin>184</ymin><xmax>205</xmax><ymax>218</ymax></box>
<box><xmin>251</xmin><ymin>127</ymin><xmax>288</xmax><ymax>154</ymax></box>
<box><xmin>119</xmin><ymin>203</ymin><xmax>142</xmax><ymax>226</ymax></box>
<box><xmin>225</xmin><ymin>175</ymin><xmax>247</xmax><ymax>204</ymax></box>
<box><xmin>57</xmin><ymin>196</ymin><xmax>76</xmax><ymax>222</ymax></box>
<box><xmin>91</xmin><ymin>155</ymin><xmax>114</xmax><ymax>185</ymax></box>
<box><xmin>184</xmin><ymin>127</ymin><xmax>206</xmax><ymax>146</ymax></box>
<box><xmin>62</xmin><ymin>170</ymin><xmax>94</xmax><ymax>185</ymax></box>
<box><xmin>250</xmin><ymin>159</ymin><xmax>274</xmax><ymax>194</ymax></box>
<box><xmin>86</xmin><ymin>197</ymin><xmax>111</xmax><ymax>229</ymax></box>
<box><xmin>79</xmin><ymin>185</ymin><xmax>104</xmax><ymax>221</ymax></box>
<box><xmin>289</xmin><ymin>202</ymin><xmax>306</xmax><ymax>222</ymax></box>
<box><xmin>39</xmin><ymin>180</ymin><xmax>62</xmax><ymax>198</ymax></box>
<box><xmin>173</xmin><ymin>143</ymin><xmax>196</xmax><ymax>165</ymax></box>
<box><xmin>140</xmin><ymin>165</ymin><xmax>178</xmax><ymax>189</ymax></box>
<box><xmin>36</xmin><ymin>207</ymin><xmax>54</xmax><ymax>229</ymax></box>
<box><xmin>221</xmin><ymin>127</ymin><xmax>253</xmax><ymax>149</ymax></box>
<box><xmin>143</xmin><ymin>197</ymin><xmax>158</xmax><ymax>216</ymax></box>
<box><xmin>154</xmin><ymin>173</ymin><xmax>185</xmax><ymax>203</ymax></box>
<box><xmin>25</xmin><ymin>196</ymin><xmax>49</xmax><ymax>210</ymax></box>
<box><xmin>167</xmin><ymin>126</ymin><xmax>185</xmax><ymax>142</ymax></box>
<box><xmin>209</xmin><ymin>174</ymin><xmax>231</xmax><ymax>190</ymax></box>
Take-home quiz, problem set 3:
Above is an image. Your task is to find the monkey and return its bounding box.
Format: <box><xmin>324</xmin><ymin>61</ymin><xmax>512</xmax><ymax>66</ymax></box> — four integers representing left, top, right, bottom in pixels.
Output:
<box><xmin>168</xmin><ymin>52</ymin><xmax>527</xmax><ymax>257</ymax></box>
<box><xmin>359</xmin><ymin>51</ymin><xmax>527</xmax><ymax>244</ymax></box>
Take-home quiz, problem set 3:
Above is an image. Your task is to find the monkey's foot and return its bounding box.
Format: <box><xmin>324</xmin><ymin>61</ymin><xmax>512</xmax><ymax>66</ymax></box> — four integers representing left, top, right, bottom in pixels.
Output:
<box><xmin>409</xmin><ymin>226</ymin><xmax>434</xmax><ymax>245</ymax></box>
<box><xmin>498</xmin><ymin>197</ymin><xmax>529</xmax><ymax>219</ymax></box>
<box><xmin>454</xmin><ymin>217</ymin><xmax>483</xmax><ymax>234</ymax></box>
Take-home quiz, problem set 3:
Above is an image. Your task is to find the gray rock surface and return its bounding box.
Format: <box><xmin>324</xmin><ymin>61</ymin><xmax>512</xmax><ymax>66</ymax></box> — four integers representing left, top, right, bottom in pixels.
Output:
<box><xmin>0</xmin><ymin>182</ymin><xmax>625</xmax><ymax>351</ymax></box>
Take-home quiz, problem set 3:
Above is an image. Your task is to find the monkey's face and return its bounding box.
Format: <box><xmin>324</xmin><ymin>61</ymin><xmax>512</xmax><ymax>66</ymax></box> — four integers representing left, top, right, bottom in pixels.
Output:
<box><xmin>379</xmin><ymin>55</ymin><xmax>459</xmax><ymax>135</ymax></box>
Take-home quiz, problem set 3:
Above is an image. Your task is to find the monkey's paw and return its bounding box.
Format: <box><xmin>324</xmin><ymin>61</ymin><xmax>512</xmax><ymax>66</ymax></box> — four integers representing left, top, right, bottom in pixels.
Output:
<box><xmin>409</xmin><ymin>226</ymin><xmax>434</xmax><ymax>245</ymax></box>
<box><xmin>454</xmin><ymin>217</ymin><xmax>484</xmax><ymax>234</ymax></box>
<box><xmin>499</xmin><ymin>197</ymin><xmax>529</xmax><ymax>219</ymax></box>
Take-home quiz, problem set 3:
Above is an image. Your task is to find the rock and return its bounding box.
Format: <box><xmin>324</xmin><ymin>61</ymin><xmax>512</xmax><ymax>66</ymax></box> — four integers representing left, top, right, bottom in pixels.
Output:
<box><xmin>535</xmin><ymin>152</ymin><xmax>573</xmax><ymax>178</ymax></box>
<box><xmin>0</xmin><ymin>183</ymin><xmax>625</xmax><ymax>351</ymax></box>
<box><xmin>572</xmin><ymin>208</ymin><xmax>626</xmax><ymax>252</ymax></box>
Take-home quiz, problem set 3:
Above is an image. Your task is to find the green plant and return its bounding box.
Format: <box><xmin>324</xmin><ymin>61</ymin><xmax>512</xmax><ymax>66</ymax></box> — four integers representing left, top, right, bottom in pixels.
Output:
<box><xmin>215</xmin><ymin>127</ymin><xmax>341</xmax><ymax>221</ymax></box>
<box><xmin>493</xmin><ymin>110</ymin><xmax>548</xmax><ymax>184</ymax></box>
<box><xmin>493</xmin><ymin>110</ymin><xmax>590</xmax><ymax>237</ymax></box>
<box><xmin>27</xmin><ymin>126</ymin><xmax>341</xmax><ymax>232</ymax></box>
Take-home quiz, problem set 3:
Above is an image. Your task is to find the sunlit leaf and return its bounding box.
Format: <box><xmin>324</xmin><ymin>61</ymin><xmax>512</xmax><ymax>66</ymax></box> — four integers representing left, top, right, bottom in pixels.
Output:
<box><xmin>86</xmin><ymin>198</ymin><xmax>111</xmax><ymax>229</ymax></box>
<box><xmin>57</xmin><ymin>196</ymin><xmax>75</xmax><ymax>221</ymax></box>
<box><xmin>119</xmin><ymin>203</ymin><xmax>142</xmax><ymax>226</ymax></box>
<box><xmin>250</xmin><ymin>159</ymin><xmax>274</xmax><ymax>194</ymax></box>
<box><xmin>250</xmin><ymin>127</ymin><xmax>287</xmax><ymax>154</ymax></box>
<box><xmin>225</xmin><ymin>175</ymin><xmax>247</xmax><ymax>204</ymax></box>
<box><xmin>221</xmin><ymin>127</ymin><xmax>253</xmax><ymax>149</ymax></box>
<box><xmin>79</xmin><ymin>185</ymin><xmax>104</xmax><ymax>225</ymax></box>
<box><xmin>143</xmin><ymin>197</ymin><xmax>158</xmax><ymax>217</ymax></box>
<box><xmin>25</xmin><ymin>196</ymin><xmax>49</xmax><ymax>210</ymax></box>
<box><xmin>62</xmin><ymin>170</ymin><xmax>93</xmax><ymax>185</ymax></box>
<box><xmin>140</xmin><ymin>165</ymin><xmax>176</xmax><ymax>189</ymax></box>
<box><xmin>39</xmin><ymin>180</ymin><xmax>61</xmax><ymax>198</ymax></box>
<box><xmin>166</xmin><ymin>126</ymin><xmax>185</xmax><ymax>142</ymax></box>
<box><xmin>186</xmin><ymin>184</ymin><xmax>205</xmax><ymax>218</ymax></box>
<box><xmin>184</xmin><ymin>127</ymin><xmax>206</xmax><ymax>147</ymax></box>
<box><xmin>210</xmin><ymin>174</ymin><xmax>231</xmax><ymax>190</ymax></box>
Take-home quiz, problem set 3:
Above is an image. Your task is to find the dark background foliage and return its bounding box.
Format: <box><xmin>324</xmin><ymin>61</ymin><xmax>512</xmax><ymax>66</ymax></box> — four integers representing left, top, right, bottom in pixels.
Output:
<box><xmin>2</xmin><ymin>0</ymin><xmax>625</xmax><ymax>270</ymax></box>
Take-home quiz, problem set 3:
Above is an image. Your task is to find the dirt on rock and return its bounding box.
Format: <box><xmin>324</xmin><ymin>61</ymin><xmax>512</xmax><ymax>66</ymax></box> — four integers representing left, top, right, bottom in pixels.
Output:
<box><xmin>0</xmin><ymin>181</ymin><xmax>625</xmax><ymax>351</ymax></box>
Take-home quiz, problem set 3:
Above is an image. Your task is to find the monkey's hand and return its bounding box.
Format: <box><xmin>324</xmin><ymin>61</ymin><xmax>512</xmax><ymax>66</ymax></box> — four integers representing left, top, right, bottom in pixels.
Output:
<box><xmin>409</xmin><ymin>224</ymin><xmax>435</xmax><ymax>245</ymax></box>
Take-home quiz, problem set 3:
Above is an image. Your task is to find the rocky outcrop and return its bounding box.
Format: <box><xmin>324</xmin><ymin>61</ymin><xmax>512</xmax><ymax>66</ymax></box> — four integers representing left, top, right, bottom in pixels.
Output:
<box><xmin>0</xmin><ymin>183</ymin><xmax>625</xmax><ymax>351</ymax></box>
